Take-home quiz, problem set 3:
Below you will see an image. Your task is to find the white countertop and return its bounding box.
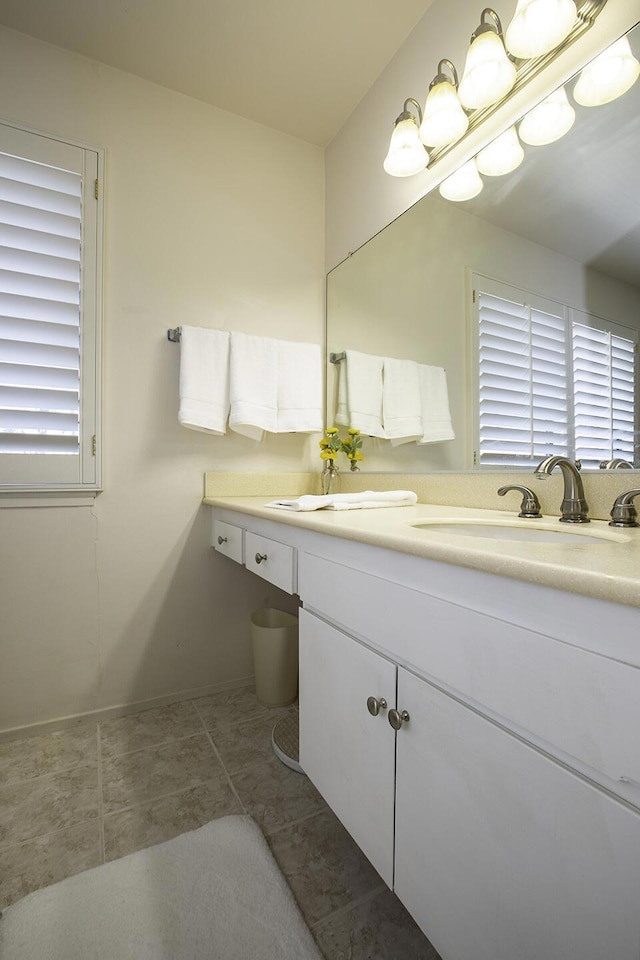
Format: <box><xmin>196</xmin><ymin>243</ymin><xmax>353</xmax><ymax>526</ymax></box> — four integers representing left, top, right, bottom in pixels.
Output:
<box><xmin>204</xmin><ymin>496</ymin><xmax>640</xmax><ymax>609</ymax></box>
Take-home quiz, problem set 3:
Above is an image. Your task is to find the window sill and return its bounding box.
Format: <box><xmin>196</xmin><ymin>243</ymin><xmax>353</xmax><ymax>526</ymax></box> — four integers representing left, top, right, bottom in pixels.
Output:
<box><xmin>0</xmin><ymin>488</ymin><xmax>100</xmax><ymax>508</ymax></box>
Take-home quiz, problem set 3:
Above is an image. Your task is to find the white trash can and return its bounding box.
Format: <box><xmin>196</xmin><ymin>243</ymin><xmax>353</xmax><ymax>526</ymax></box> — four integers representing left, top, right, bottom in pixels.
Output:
<box><xmin>250</xmin><ymin>608</ymin><xmax>299</xmax><ymax>707</ymax></box>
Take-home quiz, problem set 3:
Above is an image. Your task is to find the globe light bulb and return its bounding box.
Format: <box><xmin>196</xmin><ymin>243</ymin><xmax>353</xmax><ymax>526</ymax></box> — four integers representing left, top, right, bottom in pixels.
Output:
<box><xmin>505</xmin><ymin>0</ymin><xmax>577</xmax><ymax>59</ymax></box>
<box><xmin>439</xmin><ymin>159</ymin><xmax>483</xmax><ymax>201</ymax></box>
<box><xmin>458</xmin><ymin>29</ymin><xmax>516</xmax><ymax>111</ymax></box>
<box><xmin>383</xmin><ymin>115</ymin><xmax>429</xmax><ymax>177</ymax></box>
<box><xmin>419</xmin><ymin>80</ymin><xmax>469</xmax><ymax>149</ymax></box>
<box><xmin>519</xmin><ymin>86</ymin><xmax>575</xmax><ymax>145</ymax></box>
<box><xmin>476</xmin><ymin>126</ymin><xmax>524</xmax><ymax>176</ymax></box>
<box><xmin>573</xmin><ymin>36</ymin><xmax>640</xmax><ymax>107</ymax></box>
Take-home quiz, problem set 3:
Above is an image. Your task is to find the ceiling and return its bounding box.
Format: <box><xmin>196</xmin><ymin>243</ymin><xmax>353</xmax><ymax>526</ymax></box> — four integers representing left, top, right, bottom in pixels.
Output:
<box><xmin>0</xmin><ymin>0</ymin><xmax>435</xmax><ymax>146</ymax></box>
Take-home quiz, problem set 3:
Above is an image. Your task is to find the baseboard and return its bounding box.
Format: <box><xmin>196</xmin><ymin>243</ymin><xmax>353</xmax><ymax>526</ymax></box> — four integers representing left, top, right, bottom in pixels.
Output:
<box><xmin>0</xmin><ymin>675</ymin><xmax>255</xmax><ymax>744</ymax></box>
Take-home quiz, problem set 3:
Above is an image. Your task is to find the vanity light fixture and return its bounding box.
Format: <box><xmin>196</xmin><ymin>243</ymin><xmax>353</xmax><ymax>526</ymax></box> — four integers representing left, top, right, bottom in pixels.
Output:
<box><xmin>382</xmin><ymin>0</ymin><xmax>607</xmax><ymax>180</ymax></box>
<box><xmin>505</xmin><ymin>0</ymin><xmax>578</xmax><ymax>59</ymax></box>
<box><xmin>519</xmin><ymin>85</ymin><xmax>575</xmax><ymax>144</ymax></box>
<box><xmin>475</xmin><ymin>125</ymin><xmax>524</xmax><ymax>175</ymax></box>
<box><xmin>383</xmin><ymin>99</ymin><xmax>429</xmax><ymax>177</ymax></box>
<box><xmin>573</xmin><ymin>35</ymin><xmax>640</xmax><ymax>106</ymax></box>
<box><xmin>458</xmin><ymin>9</ymin><xmax>517</xmax><ymax>111</ymax></box>
<box><xmin>418</xmin><ymin>60</ymin><xmax>469</xmax><ymax>149</ymax></box>
<box><xmin>439</xmin><ymin>159</ymin><xmax>484</xmax><ymax>201</ymax></box>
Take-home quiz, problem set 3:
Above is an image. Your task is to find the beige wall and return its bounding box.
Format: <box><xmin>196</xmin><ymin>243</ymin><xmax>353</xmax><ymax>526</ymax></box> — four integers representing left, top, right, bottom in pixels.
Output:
<box><xmin>0</xmin><ymin>27</ymin><xmax>324</xmax><ymax>734</ymax></box>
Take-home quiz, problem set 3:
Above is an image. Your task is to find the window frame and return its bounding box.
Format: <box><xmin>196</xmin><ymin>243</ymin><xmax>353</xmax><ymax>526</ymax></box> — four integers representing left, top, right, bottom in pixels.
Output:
<box><xmin>0</xmin><ymin>118</ymin><xmax>103</xmax><ymax>500</ymax></box>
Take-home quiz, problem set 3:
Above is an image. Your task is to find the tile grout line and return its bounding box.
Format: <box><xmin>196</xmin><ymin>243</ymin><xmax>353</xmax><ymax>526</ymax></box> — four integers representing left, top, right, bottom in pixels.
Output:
<box><xmin>0</xmin><ymin>814</ymin><xmax>102</xmax><ymax>855</ymax></box>
<box><xmin>101</xmin><ymin>773</ymin><xmax>233</xmax><ymax>820</ymax></box>
<box><xmin>265</xmin><ymin>802</ymin><xmax>331</xmax><ymax>839</ymax></box>
<box><xmin>96</xmin><ymin>723</ymin><xmax>106</xmax><ymax>863</ymax></box>
<box><xmin>101</xmin><ymin>728</ymin><xmax>211</xmax><ymax>762</ymax></box>
<box><xmin>192</xmin><ymin>700</ymin><xmax>247</xmax><ymax>815</ymax></box>
<box><xmin>309</xmin><ymin>883</ymin><xmax>388</xmax><ymax>931</ymax></box>
<box><xmin>98</xmin><ymin>711</ymin><xmax>284</xmax><ymax>762</ymax></box>
<box><xmin>0</xmin><ymin>758</ymin><xmax>100</xmax><ymax>789</ymax></box>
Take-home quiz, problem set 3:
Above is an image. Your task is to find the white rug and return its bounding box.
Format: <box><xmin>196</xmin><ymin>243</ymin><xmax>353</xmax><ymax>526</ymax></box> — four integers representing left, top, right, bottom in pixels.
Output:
<box><xmin>0</xmin><ymin>815</ymin><xmax>323</xmax><ymax>959</ymax></box>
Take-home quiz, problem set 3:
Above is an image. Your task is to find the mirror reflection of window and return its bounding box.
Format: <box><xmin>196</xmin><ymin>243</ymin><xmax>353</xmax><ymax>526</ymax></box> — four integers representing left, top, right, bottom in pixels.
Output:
<box><xmin>473</xmin><ymin>275</ymin><xmax>637</xmax><ymax>469</ymax></box>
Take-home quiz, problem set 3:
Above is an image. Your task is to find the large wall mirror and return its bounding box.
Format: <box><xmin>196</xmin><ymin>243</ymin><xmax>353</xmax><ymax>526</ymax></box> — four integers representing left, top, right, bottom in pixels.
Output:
<box><xmin>326</xmin><ymin>21</ymin><xmax>640</xmax><ymax>473</ymax></box>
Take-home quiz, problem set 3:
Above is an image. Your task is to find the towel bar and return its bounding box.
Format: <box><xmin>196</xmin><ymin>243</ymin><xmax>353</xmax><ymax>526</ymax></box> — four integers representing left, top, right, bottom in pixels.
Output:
<box><xmin>167</xmin><ymin>327</ymin><xmax>181</xmax><ymax>342</ymax></box>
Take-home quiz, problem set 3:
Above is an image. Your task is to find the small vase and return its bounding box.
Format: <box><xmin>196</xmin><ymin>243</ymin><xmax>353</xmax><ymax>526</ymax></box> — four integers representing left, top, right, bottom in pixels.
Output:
<box><xmin>321</xmin><ymin>461</ymin><xmax>340</xmax><ymax>495</ymax></box>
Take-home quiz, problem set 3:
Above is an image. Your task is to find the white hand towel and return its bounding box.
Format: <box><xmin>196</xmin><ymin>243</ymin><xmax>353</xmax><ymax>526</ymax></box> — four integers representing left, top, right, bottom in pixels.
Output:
<box><xmin>335</xmin><ymin>350</ymin><xmax>385</xmax><ymax>437</ymax></box>
<box><xmin>178</xmin><ymin>325</ymin><xmax>230</xmax><ymax>434</ymax></box>
<box><xmin>383</xmin><ymin>358</ymin><xmax>422</xmax><ymax>445</ymax></box>
<box><xmin>277</xmin><ymin>340</ymin><xmax>322</xmax><ymax>432</ymax></box>
<box><xmin>417</xmin><ymin>364</ymin><xmax>455</xmax><ymax>444</ymax></box>
<box><xmin>336</xmin><ymin>357</ymin><xmax>349</xmax><ymax>426</ymax></box>
<box><xmin>266</xmin><ymin>490</ymin><xmax>418</xmax><ymax>511</ymax></box>
<box><xmin>229</xmin><ymin>332</ymin><xmax>278</xmax><ymax>440</ymax></box>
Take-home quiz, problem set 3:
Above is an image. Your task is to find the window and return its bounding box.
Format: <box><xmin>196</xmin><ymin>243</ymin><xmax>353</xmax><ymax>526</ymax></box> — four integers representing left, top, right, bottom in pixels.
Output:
<box><xmin>0</xmin><ymin>122</ymin><xmax>101</xmax><ymax>494</ymax></box>
<box><xmin>473</xmin><ymin>274</ymin><xmax>637</xmax><ymax>469</ymax></box>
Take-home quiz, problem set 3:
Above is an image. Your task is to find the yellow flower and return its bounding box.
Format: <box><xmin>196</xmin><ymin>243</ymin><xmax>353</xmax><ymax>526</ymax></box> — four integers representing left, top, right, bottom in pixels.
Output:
<box><xmin>347</xmin><ymin>428</ymin><xmax>360</xmax><ymax>436</ymax></box>
<box><xmin>352</xmin><ymin>450</ymin><xmax>365</xmax><ymax>461</ymax></box>
<box><xmin>319</xmin><ymin>437</ymin><xmax>330</xmax><ymax>448</ymax></box>
<box><xmin>325</xmin><ymin>427</ymin><xmax>339</xmax><ymax>435</ymax></box>
<box><xmin>320</xmin><ymin>450</ymin><xmax>335</xmax><ymax>461</ymax></box>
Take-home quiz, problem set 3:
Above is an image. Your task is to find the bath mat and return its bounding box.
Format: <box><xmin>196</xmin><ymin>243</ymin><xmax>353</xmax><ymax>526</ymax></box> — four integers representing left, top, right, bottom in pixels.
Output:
<box><xmin>0</xmin><ymin>815</ymin><xmax>322</xmax><ymax>960</ymax></box>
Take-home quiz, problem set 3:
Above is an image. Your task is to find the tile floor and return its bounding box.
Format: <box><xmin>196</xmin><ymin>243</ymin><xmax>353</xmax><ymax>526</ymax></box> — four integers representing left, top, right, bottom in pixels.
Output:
<box><xmin>0</xmin><ymin>685</ymin><xmax>439</xmax><ymax>959</ymax></box>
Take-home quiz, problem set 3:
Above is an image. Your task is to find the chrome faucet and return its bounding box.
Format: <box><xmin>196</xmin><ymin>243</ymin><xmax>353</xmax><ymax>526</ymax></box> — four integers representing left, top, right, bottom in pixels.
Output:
<box><xmin>599</xmin><ymin>458</ymin><xmax>633</xmax><ymax>469</ymax></box>
<box><xmin>533</xmin><ymin>456</ymin><xmax>590</xmax><ymax>523</ymax></box>
<box><xmin>609</xmin><ymin>489</ymin><xmax>640</xmax><ymax>527</ymax></box>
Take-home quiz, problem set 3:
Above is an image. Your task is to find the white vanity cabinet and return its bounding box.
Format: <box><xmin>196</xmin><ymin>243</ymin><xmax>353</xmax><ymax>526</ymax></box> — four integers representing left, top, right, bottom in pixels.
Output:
<box><xmin>210</xmin><ymin>505</ymin><xmax>640</xmax><ymax>960</ymax></box>
<box><xmin>297</xmin><ymin>549</ymin><xmax>640</xmax><ymax>960</ymax></box>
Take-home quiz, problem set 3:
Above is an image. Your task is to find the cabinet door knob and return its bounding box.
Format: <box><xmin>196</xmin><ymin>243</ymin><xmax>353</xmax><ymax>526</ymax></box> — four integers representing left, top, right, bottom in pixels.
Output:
<box><xmin>255</xmin><ymin>552</ymin><xmax>268</xmax><ymax>564</ymax></box>
<box><xmin>217</xmin><ymin>535</ymin><xmax>228</xmax><ymax>545</ymax></box>
<box><xmin>388</xmin><ymin>708</ymin><xmax>410</xmax><ymax>730</ymax></box>
<box><xmin>366</xmin><ymin>696</ymin><xmax>387</xmax><ymax>716</ymax></box>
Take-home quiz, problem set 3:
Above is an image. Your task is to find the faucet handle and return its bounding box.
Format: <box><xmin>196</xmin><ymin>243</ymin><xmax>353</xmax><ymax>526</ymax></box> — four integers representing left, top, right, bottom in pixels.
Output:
<box><xmin>609</xmin><ymin>489</ymin><xmax>640</xmax><ymax>527</ymax></box>
<box><xmin>497</xmin><ymin>485</ymin><xmax>542</xmax><ymax>518</ymax></box>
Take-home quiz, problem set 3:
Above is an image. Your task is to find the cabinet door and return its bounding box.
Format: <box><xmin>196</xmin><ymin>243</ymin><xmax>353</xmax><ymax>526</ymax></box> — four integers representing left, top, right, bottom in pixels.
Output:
<box><xmin>299</xmin><ymin>608</ymin><xmax>396</xmax><ymax>886</ymax></box>
<box><xmin>394</xmin><ymin>669</ymin><xmax>640</xmax><ymax>960</ymax></box>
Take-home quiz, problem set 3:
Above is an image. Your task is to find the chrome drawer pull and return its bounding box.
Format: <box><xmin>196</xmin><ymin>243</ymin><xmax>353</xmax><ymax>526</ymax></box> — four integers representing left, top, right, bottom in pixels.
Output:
<box><xmin>255</xmin><ymin>552</ymin><xmax>268</xmax><ymax>564</ymax></box>
<box><xmin>366</xmin><ymin>696</ymin><xmax>387</xmax><ymax>716</ymax></box>
<box><xmin>217</xmin><ymin>535</ymin><xmax>228</xmax><ymax>545</ymax></box>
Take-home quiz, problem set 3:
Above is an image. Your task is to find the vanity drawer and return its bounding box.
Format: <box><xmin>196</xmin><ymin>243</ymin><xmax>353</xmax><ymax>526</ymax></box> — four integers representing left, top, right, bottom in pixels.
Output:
<box><xmin>213</xmin><ymin>520</ymin><xmax>244</xmax><ymax>564</ymax></box>
<box><xmin>245</xmin><ymin>532</ymin><xmax>297</xmax><ymax>594</ymax></box>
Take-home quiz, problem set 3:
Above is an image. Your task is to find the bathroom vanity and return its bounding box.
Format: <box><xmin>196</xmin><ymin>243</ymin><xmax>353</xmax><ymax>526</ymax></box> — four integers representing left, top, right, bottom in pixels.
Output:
<box><xmin>207</xmin><ymin>496</ymin><xmax>640</xmax><ymax>960</ymax></box>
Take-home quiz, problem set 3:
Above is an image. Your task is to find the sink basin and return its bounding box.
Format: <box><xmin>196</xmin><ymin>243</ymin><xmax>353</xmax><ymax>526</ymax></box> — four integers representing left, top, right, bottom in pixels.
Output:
<box><xmin>410</xmin><ymin>520</ymin><xmax>620</xmax><ymax>544</ymax></box>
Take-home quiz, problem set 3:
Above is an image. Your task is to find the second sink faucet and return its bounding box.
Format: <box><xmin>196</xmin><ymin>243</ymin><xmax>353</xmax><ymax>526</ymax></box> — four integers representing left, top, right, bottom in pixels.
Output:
<box><xmin>533</xmin><ymin>456</ymin><xmax>590</xmax><ymax>523</ymax></box>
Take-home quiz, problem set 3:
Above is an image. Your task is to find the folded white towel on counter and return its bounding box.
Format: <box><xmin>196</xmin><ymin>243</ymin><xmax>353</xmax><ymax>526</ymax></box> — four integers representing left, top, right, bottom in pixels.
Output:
<box><xmin>178</xmin><ymin>325</ymin><xmax>230</xmax><ymax>434</ymax></box>
<box><xmin>229</xmin><ymin>332</ymin><xmax>278</xmax><ymax>440</ymax></box>
<box><xmin>335</xmin><ymin>350</ymin><xmax>385</xmax><ymax>438</ymax></box>
<box><xmin>276</xmin><ymin>340</ymin><xmax>322</xmax><ymax>432</ymax></box>
<box><xmin>266</xmin><ymin>490</ymin><xmax>418</xmax><ymax>512</ymax></box>
<box><xmin>417</xmin><ymin>364</ymin><xmax>455</xmax><ymax>444</ymax></box>
<box><xmin>383</xmin><ymin>357</ymin><xmax>422</xmax><ymax>446</ymax></box>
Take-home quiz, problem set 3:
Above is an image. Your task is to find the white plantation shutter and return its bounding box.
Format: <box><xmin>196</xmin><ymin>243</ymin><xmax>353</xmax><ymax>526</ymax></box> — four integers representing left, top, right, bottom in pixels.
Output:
<box><xmin>474</xmin><ymin>274</ymin><xmax>638</xmax><ymax>469</ymax></box>
<box><xmin>476</xmin><ymin>278</ymin><xmax>568</xmax><ymax>467</ymax></box>
<box><xmin>0</xmin><ymin>123</ymin><xmax>100</xmax><ymax>491</ymax></box>
<box><xmin>572</xmin><ymin>313</ymin><xmax>636</xmax><ymax>468</ymax></box>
